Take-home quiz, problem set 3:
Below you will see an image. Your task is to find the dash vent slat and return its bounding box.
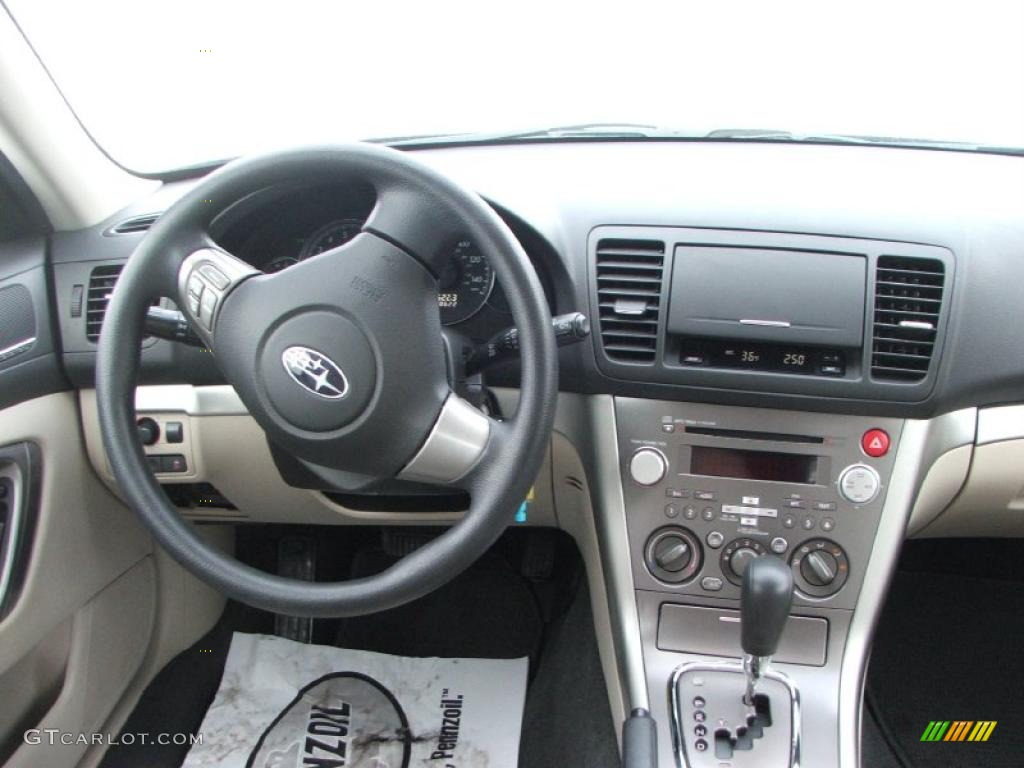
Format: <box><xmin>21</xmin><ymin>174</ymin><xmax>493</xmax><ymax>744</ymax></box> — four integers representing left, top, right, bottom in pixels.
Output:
<box><xmin>870</xmin><ymin>255</ymin><xmax>945</xmax><ymax>382</ymax></box>
<box><xmin>85</xmin><ymin>264</ymin><xmax>125</xmax><ymax>342</ymax></box>
<box><xmin>594</xmin><ymin>238</ymin><xmax>665</xmax><ymax>363</ymax></box>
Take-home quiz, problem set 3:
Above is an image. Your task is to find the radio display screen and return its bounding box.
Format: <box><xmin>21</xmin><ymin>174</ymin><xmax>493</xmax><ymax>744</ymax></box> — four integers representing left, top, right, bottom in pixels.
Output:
<box><xmin>689</xmin><ymin>446</ymin><xmax>817</xmax><ymax>484</ymax></box>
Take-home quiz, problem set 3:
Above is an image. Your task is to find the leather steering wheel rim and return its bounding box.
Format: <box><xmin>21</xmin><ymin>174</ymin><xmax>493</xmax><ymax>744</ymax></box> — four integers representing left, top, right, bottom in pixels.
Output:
<box><xmin>95</xmin><ymin>144</ymin><xmax>557</xmax><ymax>617</ymax></box>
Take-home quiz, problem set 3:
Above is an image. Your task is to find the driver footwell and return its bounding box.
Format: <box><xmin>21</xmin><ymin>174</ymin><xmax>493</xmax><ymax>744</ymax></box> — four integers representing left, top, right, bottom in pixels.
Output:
<box><xmin>97</xmin><ymin>527</ymin><xmax>618</xmax><ymax>768</ymax></box>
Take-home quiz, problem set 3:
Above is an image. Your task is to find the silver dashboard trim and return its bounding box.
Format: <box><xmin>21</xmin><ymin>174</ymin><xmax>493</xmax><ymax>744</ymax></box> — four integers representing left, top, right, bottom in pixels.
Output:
<box><xmin>0</xmin><ymin>464</ymin><xmax>24</xmax><ymax>614</ymax></box>
<box><xmin>837</xmin><ymin>407</ymin><xmax>976</xmax><ymax>767</ymax></box>
<box><xmin>590</xmin><ymin>396</ymin><xmax>650</xmax><ymax>710</ymax></box>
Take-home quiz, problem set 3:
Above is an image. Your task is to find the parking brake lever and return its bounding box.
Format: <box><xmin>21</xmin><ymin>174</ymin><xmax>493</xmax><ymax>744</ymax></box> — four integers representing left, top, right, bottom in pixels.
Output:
<box><xmin>465</xmin><ymin>312</ymin><xmax>590</xmax><ymax>375</ymax></box>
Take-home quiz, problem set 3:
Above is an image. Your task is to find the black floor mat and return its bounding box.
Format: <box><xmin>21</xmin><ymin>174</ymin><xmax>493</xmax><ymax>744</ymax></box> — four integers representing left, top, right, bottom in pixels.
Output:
<box><xmin>334</xmin><ymin>548</ymin><xmax>544</xmax><ymax>663</ymax></box>
<box><xmin>867</xmin><ymin>555</ymin><xmax>1024</xmax><ymax>768</ymax></box>
<box><xmin>97</xmin><ymin>530</ymin><xmax>618</xmax><ymax>768</ymax></box>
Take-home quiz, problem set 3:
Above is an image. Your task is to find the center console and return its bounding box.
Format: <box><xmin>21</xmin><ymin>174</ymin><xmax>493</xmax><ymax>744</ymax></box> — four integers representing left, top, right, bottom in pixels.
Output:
<box><xmin>615</xmin><ymin>398</ymin><xmax>903</xmax><ymax>766</ymax></box>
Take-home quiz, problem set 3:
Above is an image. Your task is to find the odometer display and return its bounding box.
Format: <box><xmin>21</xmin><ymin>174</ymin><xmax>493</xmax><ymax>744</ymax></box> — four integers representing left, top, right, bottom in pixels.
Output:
<box><xmin>438</xmin><ymin>239</ymin><xmax>494</xmax><ymax>325</ymax></box>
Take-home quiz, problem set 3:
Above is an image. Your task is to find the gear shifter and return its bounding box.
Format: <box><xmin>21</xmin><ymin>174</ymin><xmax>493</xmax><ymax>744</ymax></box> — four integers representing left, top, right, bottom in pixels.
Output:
<box><xmin>740</xmin><ymin>555</ymin><xmax>794</xmax><ymax>706</ymax></box>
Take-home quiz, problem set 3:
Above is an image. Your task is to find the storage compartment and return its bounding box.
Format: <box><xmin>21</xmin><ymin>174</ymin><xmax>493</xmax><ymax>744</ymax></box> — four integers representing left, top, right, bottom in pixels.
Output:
<box><xmin>666</xmin><ymin>246</ymin><xmax>866</xmax><ymax>347</ymax></box>
<box><xmin>657</xmin><ymin>603</ymin><xmax>828</xmax><ymax>666</ymax></box>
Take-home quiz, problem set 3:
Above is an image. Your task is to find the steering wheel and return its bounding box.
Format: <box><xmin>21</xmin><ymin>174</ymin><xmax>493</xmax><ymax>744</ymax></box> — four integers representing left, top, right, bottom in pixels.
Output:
<box><xmin>95</xmin><ymin>144</ymin><xmax>557</xmax><ymax>617</ymax></box>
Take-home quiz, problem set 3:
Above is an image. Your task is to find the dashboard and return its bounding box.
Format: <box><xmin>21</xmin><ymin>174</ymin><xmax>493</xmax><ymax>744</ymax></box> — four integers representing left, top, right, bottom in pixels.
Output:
<box><xmin>35</xmin><ymin>140</ymin><xmax>1024</xmax><ymax>419</ymax></box>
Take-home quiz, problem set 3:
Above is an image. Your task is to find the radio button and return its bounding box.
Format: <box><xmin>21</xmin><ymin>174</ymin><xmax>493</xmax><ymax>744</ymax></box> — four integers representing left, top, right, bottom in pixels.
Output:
<box><xmin>665</xmin><ymin>504</ymin><xmax>680</xmax><ymax>519</ymax></box>
<box><xmin>701</xmin><ymin>507</ymin><xmax>717</xmax><ymax>521</ymax></box>
<box><xmin>629</xmin><ymin>448</ymin><xmax>668</xmax><ymax>486</ymax></box>
<box><xmin>782</xmin><ymin>513</ymin><xmax>797</xmax><ymax>529</ymax></box>
<box><xmin>821</xmin><ymin>517</ymin><xmax>836</xmax><ymax>532</ymax></box>
<box><xmin>813</xmin><ymin>501</ymin><xmax>837</xmax><ymax>512</ymax></box>
<box><xmin>700</xmin><ymin>576</ymin><xmax>723</xmax><ymax>592</ymax></box>
<box><xmin>694</xmin><ymin>491</ymin><xmax>717</xmax><ymax>501</ymax></box>
<box><xmin>667</xmin><ymin>488</ymin><xmax>689</xmax><ymax>498</ymax></box>
<box><xmin>784</xmin><ymin>499</ymin><xmax>806</xmax><ymax>509</ymax></box>
<box><xmin>683</xmin><ymin>506</ymin><xmax>698</xmax><ymax>520</ymax></box>
<box><xmin>801</xmin><ymin>516</ymin><xmax>817</xmax><ymax>531</ymax></box>
<box><xmin>838</xmin><ymin>464</ymin><xmax>881</xmax><ymax>504</ymax></box>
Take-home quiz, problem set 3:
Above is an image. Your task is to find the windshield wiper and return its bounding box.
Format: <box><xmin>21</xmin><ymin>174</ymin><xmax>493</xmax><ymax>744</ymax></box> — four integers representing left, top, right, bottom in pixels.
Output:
<box><xmin>706</xmin><ymin>128</ymin><xmax>1024</xmax><ymax>154</ymax></box>
<box><xmin>370</xmin><ymin>124</ymin><xmax>1024</xmax><ymax>155</ymax></box>
<box><xmin>372</xmin><ymin>123</ymin><xmax>685</xmax><ymax>146</ymax></box>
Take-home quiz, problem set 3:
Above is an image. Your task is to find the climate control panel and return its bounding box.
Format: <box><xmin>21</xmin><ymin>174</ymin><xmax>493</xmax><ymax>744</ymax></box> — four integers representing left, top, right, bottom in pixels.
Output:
<box><xmin>617</xmin><ymin>398</ymin><xmax>901</xmax><ymax>610</ymax></box>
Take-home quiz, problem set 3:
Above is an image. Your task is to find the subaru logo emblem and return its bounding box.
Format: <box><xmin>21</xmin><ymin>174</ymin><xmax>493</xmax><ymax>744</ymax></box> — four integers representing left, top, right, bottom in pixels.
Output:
<box><xmin>281</xmin><ymin>346</ymin><xmax>349</xmax><ymax>400</ymax></box>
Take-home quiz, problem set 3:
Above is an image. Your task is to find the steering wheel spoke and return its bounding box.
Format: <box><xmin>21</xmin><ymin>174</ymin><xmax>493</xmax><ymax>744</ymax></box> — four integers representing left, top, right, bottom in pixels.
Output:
<box><xmin>177</xmin><ymin>245</ymin><xmax>260</xmax><ymax>347</ymax></box>
<box><xmin>398</xmin><ymin>393</ymin><xmax>494</xmax><ymax>486</ymax></box>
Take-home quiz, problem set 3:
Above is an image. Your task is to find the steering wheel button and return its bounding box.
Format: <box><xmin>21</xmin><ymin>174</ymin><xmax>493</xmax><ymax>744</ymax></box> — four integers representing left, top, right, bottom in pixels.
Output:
<box><xmin>199</xmin><ymin>289</ymin><xmax>218</xmax><ymax>329</ymax></box>
<box><xmin>199</xmin><ymin>264</ymin><xmax>230</xmax><ymax>290</ymax></box>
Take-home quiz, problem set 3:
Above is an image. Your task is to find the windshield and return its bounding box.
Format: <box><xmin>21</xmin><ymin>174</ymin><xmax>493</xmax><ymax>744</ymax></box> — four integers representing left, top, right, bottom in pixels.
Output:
<box><xmin>7</xmin><ymin>0</ymin><xmax>1024</xmax><ymax>173</ymax></box>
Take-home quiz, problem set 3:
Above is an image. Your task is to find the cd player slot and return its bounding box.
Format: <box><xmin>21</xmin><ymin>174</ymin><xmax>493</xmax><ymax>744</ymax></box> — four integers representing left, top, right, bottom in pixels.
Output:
<box><xmin>684</xmin><ymin>426</ymin><xmax>824</xmax><ymax>445</ymax></box>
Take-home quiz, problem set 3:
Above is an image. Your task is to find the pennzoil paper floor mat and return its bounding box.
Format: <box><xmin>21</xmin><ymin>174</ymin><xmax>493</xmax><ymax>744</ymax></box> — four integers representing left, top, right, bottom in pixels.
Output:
<box><xmin>183</xmin><ymin>632</ymin><xmax>528</xmax><ymax>768</ymax></box>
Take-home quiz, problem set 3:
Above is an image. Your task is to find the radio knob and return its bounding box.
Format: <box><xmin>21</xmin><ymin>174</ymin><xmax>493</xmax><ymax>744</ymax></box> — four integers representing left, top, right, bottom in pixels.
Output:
<box><xmin>801</xmin><ymin>550</ymin><xmax>838</xmax><ymax>586</ymax></box>
<box><xmin>630</xmin><ymin>448</ymin><xmax>668</xmax><ymax>486</ymax></box>
<box><xmin>838</xmin><ymin>464</ymin><xmax>881</xmax><ymax>504</ymax></box>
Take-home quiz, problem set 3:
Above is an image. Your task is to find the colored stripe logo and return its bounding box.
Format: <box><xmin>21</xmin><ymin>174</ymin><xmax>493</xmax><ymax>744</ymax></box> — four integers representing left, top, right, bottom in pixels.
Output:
<box><xmin>920</xmin><ymin>721</ymin><xmax>997</xmax><ymax>742</ymax></box>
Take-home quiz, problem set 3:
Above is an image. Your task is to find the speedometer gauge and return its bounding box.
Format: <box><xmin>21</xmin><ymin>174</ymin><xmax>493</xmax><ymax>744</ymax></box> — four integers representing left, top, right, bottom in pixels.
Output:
<box><xmin>300</xmin><ymin>218</ymin><xmax>363</xmax><ymax>259</ymax></box>
<box><xmin>438</xmin><ymin>239</ymin><xmax>494</xmax><ymax>325</ymax></box>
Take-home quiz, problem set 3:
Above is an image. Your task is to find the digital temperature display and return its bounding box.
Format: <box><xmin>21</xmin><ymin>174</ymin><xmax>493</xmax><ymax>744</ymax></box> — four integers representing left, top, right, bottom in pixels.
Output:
<box><xmin>679</xmin><ymin>339</ymin><xmax>845</xmax><ymax>376</ymax></box>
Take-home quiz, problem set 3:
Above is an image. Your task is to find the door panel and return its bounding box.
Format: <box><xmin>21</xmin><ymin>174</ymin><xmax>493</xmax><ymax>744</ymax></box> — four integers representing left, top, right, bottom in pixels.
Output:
<box><xmin>0</xmin><ymin>393</ymin><xmax>154</xmax><ymax>768</ymax></box>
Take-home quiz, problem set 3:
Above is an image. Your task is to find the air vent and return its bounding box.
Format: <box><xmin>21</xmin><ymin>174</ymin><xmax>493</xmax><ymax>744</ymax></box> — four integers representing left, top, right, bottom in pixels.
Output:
<box><xmin>595</xmin><ymin>238</ymin><xmax>665</xmax><ymax>363</ymax></box>
<box><xmin>85</xmin><ymin>264</ymin><xmax>124</xmax><ymax>342</ymax></box>
<box><xmin>105</xmin><ymin>213</ymin><xmax>160</xmax><ymax>235</ymax></box>
<box><xmin>871</xmin><ymin>255</ymin><xmax>945</xmax><ymax>382</ymax></box>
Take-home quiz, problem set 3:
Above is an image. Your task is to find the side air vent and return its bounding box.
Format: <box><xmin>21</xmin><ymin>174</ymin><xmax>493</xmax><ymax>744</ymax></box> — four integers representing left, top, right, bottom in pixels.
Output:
<box><xmin>85</xmin><ymin>264</ymin><xmax>124</xmax><ymax>342</ymax></box>
<box><xmin>105</xmin><ymin>213</ymin><xmax>160</xmax><ymax>236</ymax></box>
<box><xmin>595</xmin><ymin>238</ymin><xmax>665</xmax><ymax>363</ymax></box>
<box><xmin>871</xmin><ymin>255</ymin><xmax>945</xmax><ymax>382</ymax></box>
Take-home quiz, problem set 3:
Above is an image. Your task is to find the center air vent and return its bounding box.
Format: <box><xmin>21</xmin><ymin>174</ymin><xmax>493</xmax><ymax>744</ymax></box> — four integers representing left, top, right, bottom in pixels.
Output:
<box><xmin>595</xmin><ymin>238</ymin><xmax>665</xmax><ymax>363</ymax></box>
<box><xmin>85</xmin><ymin>264</ymin><xmax>124</xmax><ymax>342</ymax></box>
<box><xmin>871</xmin><ymin>255</ymin><xmax>945</xmax><ymax>382</ymax></box>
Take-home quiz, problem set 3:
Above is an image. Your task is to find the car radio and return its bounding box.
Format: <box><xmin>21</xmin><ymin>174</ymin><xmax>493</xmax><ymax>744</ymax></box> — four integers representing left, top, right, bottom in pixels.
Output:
<box><xmin>615</xmin><ymin>398</ymin><xmax>902</xmax><ymax>610</ymax></box>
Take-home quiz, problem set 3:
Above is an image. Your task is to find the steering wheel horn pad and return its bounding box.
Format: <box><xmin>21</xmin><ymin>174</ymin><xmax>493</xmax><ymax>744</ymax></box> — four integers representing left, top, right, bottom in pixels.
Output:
<box><xmin>95</xmin><ymin>144</ymin><xmax>557</xmax><ymax>617</ymax></box>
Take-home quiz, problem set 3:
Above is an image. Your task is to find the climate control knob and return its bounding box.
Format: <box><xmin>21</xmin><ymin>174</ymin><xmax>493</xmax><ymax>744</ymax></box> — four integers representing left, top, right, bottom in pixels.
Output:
<box><xmin>645</xmin><ymin>527</ymin><xmax>702</xmax><ymax>584</ymax></box>
<box><xmin>800</xmin><ymin>550</ymin><xmax>839</xmax><ymax>586</ymax></box>
<box><xmin>630</xmin><ymin>447</ymin><xmax>668</xmax><ymax>486</ymax></box>
<box><xmin>791</xmin><ymin>539</ymin><xmax>849</xmax><ymax>597</ymax></box>
<box><xmin>720</xmin><ymin>538</ymin><xmax>767</xmax><ymax>585</ymax></box>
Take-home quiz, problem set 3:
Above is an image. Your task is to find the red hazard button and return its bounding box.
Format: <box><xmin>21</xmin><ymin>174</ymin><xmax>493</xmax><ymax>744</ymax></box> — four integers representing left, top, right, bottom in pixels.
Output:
<box><xmin>862</xmin><ymin>429</ymin><xmax>890</xmax><ymax>458</ymax></box>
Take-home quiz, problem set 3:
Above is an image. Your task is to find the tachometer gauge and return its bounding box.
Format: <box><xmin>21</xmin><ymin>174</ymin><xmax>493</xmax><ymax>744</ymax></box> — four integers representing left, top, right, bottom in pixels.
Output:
<box><xmin>300</xmin><ymin>218</ymin><xmax>364</xmax><ymax>259</ymax></box>
<box><xmin>438</xmin><ymin>239</ymin><xmax>495</xmax><ymax>325</ymax></box>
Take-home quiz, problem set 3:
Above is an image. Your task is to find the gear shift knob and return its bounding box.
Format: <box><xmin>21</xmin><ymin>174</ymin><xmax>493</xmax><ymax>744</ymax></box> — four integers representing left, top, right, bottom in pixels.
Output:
<box><xmin>741</xmin><ymin>555</ymin><xmax>794</xmax><ymax>658</ymax></box>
